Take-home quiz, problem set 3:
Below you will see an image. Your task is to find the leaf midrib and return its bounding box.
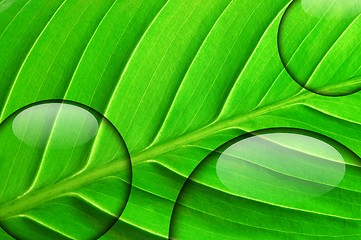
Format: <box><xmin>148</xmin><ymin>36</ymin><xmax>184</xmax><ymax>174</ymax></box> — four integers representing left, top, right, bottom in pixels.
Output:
<box><xmin>1</xmin><ymin>74</ymin><xmax>356</xmax><ymax>221</ymax></box>
<box><xmin>0</xmin><ymin>88</ymin><xmax>308</xmax><ymax>220</ymax></box>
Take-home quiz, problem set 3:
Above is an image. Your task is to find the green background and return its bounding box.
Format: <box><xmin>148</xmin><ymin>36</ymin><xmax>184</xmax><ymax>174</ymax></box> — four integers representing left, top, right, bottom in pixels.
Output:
<box><xmin>1</xmin><ymin>0</ymin><xmax>361</xmax><ymax>238</ymax></box>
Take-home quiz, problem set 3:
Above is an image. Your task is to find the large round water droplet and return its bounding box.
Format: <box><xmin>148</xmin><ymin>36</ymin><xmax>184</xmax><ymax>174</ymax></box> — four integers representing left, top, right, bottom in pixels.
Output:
<box><xmin>0</xmin><ymin>101</ymin><xmax>131</xmax><ymax>240</ymax></box>
<box><xmin>170</xmin><ymin>129</ymin><xmax>361</xmax><ymax>239</ymax></box>
<box><xmin>278</xmin><ymin>0</ymin><xmax>361</xmax><ymax>96</ymax></box>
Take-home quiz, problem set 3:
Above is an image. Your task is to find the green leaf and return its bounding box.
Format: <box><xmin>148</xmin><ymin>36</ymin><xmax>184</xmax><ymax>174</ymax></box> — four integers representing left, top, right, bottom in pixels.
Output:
<box><xmin>1</xmin><ymin>0</ymin><xmax>361</xmax><ymax>239</ymax></box>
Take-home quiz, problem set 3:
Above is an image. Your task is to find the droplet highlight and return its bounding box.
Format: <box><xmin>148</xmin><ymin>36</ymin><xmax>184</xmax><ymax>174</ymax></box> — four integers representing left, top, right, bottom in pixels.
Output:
<box><xmin>278</xmin><ymin>0</ymin><xmax>361</xmax><ymax>96</ymax></box>
<box><xmin>12</xmin><ymin>103</ymin><xmax>98</xmax><ymax>148</ymax></box>
<box><xmin>170</xmin><ymin>129</ymin><xmax>361</xmax><ymax>239</ymax></box>
<box><xmin>0</xmin><ymin>101</ymin><xmax>131</xmax><ymax>240</ymax></box>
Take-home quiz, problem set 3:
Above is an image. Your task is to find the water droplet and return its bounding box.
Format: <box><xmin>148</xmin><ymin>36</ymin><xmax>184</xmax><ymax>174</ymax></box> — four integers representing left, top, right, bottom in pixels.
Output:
<box><xmin>278</xmin><ymin>0</ymin><xmax>361</xmax><ymax>96</ymax></box>
<box><xmin>0</xmin><ymin>101</ymin><xmax>131</xmax><ymax>240</ymax></box>
<box><xmin>170</xmin><ymin>129</ymin><xmax>360</xmax><ymax>239</ymax></box>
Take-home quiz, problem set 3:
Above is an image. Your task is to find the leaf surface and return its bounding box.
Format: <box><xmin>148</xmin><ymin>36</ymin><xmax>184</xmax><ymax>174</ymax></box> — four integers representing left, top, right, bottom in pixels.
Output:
<box><xmin>1</xmin><ymin>0</ymin><xmax>361</xmax><ymax>239</ymax></box>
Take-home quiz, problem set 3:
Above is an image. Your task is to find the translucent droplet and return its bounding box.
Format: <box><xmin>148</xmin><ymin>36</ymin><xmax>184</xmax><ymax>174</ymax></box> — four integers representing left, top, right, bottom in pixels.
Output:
<box><xmin>0</xmin><ymin>101</ymin><xmax>131</xmax><ymax>240</ymax></box>
<box><xmin>170</xmin><ymin>129</ymin><xmax>360</xmax><ymax>239</ymax></box>
<box><xmin>278</xmin><ymin>0</ymin><xmax>361</xmax><ymax>96</ymax></box>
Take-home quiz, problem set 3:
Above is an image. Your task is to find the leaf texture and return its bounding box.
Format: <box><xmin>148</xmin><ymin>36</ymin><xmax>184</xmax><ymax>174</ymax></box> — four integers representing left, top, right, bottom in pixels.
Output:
<box><xmin>1</xmin><ymin>0</ymin><xmax>361</xmax><ymax>239</ymax></box>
